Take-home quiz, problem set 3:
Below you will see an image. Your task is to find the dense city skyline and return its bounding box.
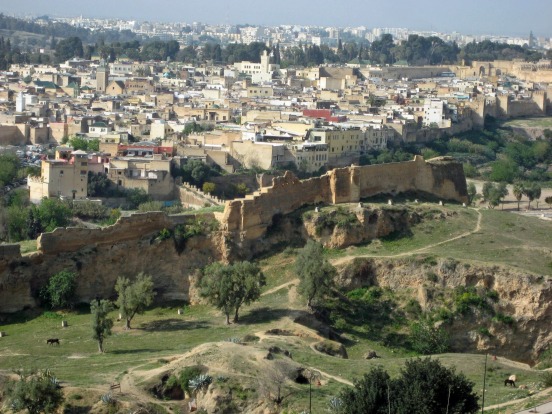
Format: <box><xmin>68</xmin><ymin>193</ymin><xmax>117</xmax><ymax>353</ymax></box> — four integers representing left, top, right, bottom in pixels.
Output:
<box><xmin>3</xmin><ymin>0</ymin><xmax>551</xmax><ymax>38</ymax></box>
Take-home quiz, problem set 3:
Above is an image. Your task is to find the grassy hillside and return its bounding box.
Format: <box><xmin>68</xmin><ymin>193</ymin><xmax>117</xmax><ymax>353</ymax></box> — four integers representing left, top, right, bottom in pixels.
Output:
<box><xmin>1</xmin><ymin>202</ymin><xmax>551</xmax><ymax>413</ymax></box>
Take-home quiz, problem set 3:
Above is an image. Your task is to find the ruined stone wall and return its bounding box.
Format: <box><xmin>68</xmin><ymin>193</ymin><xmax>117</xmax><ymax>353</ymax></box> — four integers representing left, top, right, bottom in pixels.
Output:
<box><xmin>0</xmin><ymin>158</ymin><xmax>467</xmax><ymax>313</ymax></box>
<box><xmin>0</xmin><ymin>212</ymin><xmax>225</xmax><ymax>313</ymax></box>
<box><xmin>37</xmin><ymin>212</ymin><xmax>174</xmax><ymax>255</ymax></box>
<box><xmin>221</xmin><ymin>173</ymin><xmax>333</xmax><ymax>239</ymax></box>
<box><xmin>223</xmin><ymin>156</ymin><xmax>468</xmax><ymax>241</ymax></box>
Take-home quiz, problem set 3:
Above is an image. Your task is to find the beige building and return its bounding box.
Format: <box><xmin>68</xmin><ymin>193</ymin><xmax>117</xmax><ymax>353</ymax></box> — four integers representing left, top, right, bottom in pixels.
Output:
<box><xmin>107</xmin><ymin>155</ymin><xmax>174</xmax><ymax>200</ymax></box>
<box><xmin>289</xmin><ymin>143</ymin><xmax>329</xmax><ymax>173</ymax></box>
<box><xmin>245</xmin><ymin>86</ymin><xmax>274</xmax><ymax>98</ymax></box>
<box><xmin>231</xmin><ymin>140</ymin><xmax>287</xmax><ymax>170</ymax></box>
<box><xmin>28</xmin><ymin>148</ymin><xmax>106</xmax><ymax>203</ymax></box>
<box><xmin>308</xmin><ymin>127</ymin><xmax>363</xmax><ymax>167</ymax></box>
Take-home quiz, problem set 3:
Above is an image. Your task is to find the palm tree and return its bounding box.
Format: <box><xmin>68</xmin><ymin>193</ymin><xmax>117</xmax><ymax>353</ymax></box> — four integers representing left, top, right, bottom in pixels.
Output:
<box><xmin>512</xmin><ymin>183</ymin><xmax>524</xmax><ymax>211</ymax></box>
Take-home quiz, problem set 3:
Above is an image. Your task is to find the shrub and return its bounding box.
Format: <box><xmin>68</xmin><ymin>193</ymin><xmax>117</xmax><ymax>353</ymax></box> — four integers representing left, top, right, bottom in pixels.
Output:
<box><xmin>486</xmin><ymin>290</ymin><xmax>499</xmax><ymax>302</ymax></box>
<box><xmin>157</xmin><ymin>228</ymin><xmax>172</xmax><ymax>241</ymax></box>
<box><xmin>242</xmin><ymin>334</ymin><xmax>259</xmax><ymax>343</ymax></box>
<box><xmin>103</xmin><ymin>208</ymin><xmax>121</xmax><ymax>226</ymax></box>
<box><xmin>71</xmin><ymin>201</ymin><xmax>108</xmax><ymax>220</ymax></box>
<box><xmin>436</xmin><ymin>307</ymin><xmax>453</xmax><ymax>322</ymax></box>
<box><xmin>41</xmin><ymin>270</ymin><xmax>77</xmax><ymax>309</ymax></box>
<box><xmin>541</xmin><ymin>371</ymin><xmax>552</xmax><ymax>387</ymax></box>
<box><xmin>493</xmin><ymin>313</ymin><xmax>515</xmax><ymax>325</ymax></box>
<box><xmin>426</xmin><ymin>271</ymin><xmax>439</xmax><ymax>283</ymax></box>
<box><xmin>202</xmin><ymin>182</ymin><xmax>216</xmax><ymax>194</ymax></box>
<box><xmin>405</xmin><ymin>299</ymin><xmax>422</xmax><ymax>317</ymax></box>
<box><xmin>178</xmin><ymin>366</ymin><xmax>204</xmax><ymax>397</ymax></box>
<box><xmin>138</xmin><ymin>201</ymin><xmax>164</xmax><ymax>212</ymax></box>
<box><xmin>453</xmin><ymin>286</ymin><xmax>489</xmax><ymax>315</ymax></box>
<box><xmin>410</xmin><ymin>318</ymin><xmax>449</xmax><ymax>354</ymax></box>
<box><xmin>346</xmin><ymin>288</ymin><xmax>368</xmax><ymax>300</ymax></box>
<box><xmin>364</xmin><ymin>286</ymin><xmax>383</xmax><ymax>302</ymax></box>
<box><xmin>478</xmin><ymin>327</ymin><xmax>492</xmax><ymax>337</ymax></box>
<box><xmin>125</xmin><ymin>188</ymin><xmax>151</xmax><ymax>209</ymax></box>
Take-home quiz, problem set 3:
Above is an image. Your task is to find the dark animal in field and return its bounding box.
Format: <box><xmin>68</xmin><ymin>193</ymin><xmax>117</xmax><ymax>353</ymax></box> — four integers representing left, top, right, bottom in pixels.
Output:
<box><xmin>46</xmin><ymin>338</ymin><xmax>60</xmax><ymax>345</ymax></box>
<box><xmin>504</xmin><ymin>379</ymin><xmax>516</xmax><ymax>387</ymax></box>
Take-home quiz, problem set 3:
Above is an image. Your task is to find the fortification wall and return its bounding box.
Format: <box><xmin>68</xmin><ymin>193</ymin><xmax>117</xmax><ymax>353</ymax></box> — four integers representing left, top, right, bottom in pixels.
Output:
<box><xmin>221</xmin><ymin>173</ymin><xmax>333</xmax><ymax>239</ymax></box>
<box><xmin>223</xmin><ymin>156</ymin><xmax>468</xmax><ymax>241</ymax></box>
<box><xmin>37</xmin><ymin>212</ymin><xmax>174</xmax><ymax>255</ymax></box>
<box><xmin>176</xmin><ymin>184</ymin><xmax>222</xmax><ymax>208</ymax></box>
<box><xmin>0</xmin><ymin>157</ymin><xmax>467</xmax><ymax>313</ymax></box>
<box><xmin>375</xmin><ymin>66</ymin><xmax>451</xmax><ymax>80</ymax></box>
<box><xmin>0</xmin><ymin>212</ymin><xmax>225</xmax><ymax>313</ymax></box>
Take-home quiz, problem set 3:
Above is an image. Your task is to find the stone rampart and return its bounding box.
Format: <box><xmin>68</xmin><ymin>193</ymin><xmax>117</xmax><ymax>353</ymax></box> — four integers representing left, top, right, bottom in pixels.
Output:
<box><xmin>0</xmin><ymin>243</ymin><xmax>21</xmax><ymax>261</ymax></box>
<box><xmin>0</xmin><ymin>157</ymin><xmax>467</xmax><ymax>313</ymax></box>
<box><xmin>0</xmin><ymin>212</ymin><xmax>226</xmax><ymax>313</ymax></box>
<box><xmin>177</xmin><ymin>183</ymin><xmax>223</xmax><ymax>208</ymax></box>
<box><xmin>222</xmin><ymin>156</ymin><xmax>468</xmax><ymax>240</ymax></box>
<box><xmin>37</xmin><ymin>212</ymin><xmax>174</xmax><ymax>255</ymax></box>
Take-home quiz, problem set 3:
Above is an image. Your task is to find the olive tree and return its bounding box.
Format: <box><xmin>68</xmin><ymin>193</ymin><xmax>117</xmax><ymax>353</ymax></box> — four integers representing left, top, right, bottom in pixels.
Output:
<box><xmin>91</xmin><ymin>299</ymin><xmax>114</xmax><ymax>353</ymax></box>
<box><xmin>295</xmin><ymin>240</ymin><xmax>336</xmax><ymax>309</ymax></box>
<box><xmin>115</xmin><ymin>273</ymin><xmax>156</xmax><ymax>329</ymax></box>
<box><xmin>337</xmin><ymin>358</ymin><xmax>479</xmax><ymax>414</ymax></box>
<box><xmin>200</xmin><ymin>261</ymin><xmax>265</xmax><ymax>324</ymax></box>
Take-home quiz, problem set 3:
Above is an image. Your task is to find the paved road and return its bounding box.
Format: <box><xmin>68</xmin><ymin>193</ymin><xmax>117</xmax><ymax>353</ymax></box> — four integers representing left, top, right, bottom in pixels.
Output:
<box><xmin>513</xmin><ymin>400</ymin><xmax>552</xmax><ymax>414</ymax></box>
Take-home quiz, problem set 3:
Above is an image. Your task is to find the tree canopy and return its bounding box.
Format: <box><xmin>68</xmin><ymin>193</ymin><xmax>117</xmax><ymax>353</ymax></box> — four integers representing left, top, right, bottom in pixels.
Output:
<box><xmin>295</xmin><ymin>239</ymin><xmax>336</xmax><ymax>308</ymax></box>
<box><xmin>337</xmin><ymin>358</ymin><xmax>479</xmax><ymax>414</ymax></box>
<box><xmin>91</xmin><ymin>299</ymin><xmax>114</xmax><ymax>353</ymax></box>
<box><xmin>200</xmin><ymin>261</ymin><xmax>266</xmax><ymax>324</ymax></box>
<box><xmin>41</xmin><ymin>270</ymin><xmax>77</xmax><ymax>309</ymax></box>
<box><xmin>6</xmin><ymin>369</ymin><xmax>64</xmax><ymax>414</ymax></box>
<box><xmin>115</xmin><ymin>273</ymin><xmax>156</xmax><ymax>329</ymax></box>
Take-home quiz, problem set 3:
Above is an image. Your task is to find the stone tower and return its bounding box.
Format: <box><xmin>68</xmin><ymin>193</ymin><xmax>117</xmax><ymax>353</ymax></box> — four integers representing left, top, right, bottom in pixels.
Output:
<box><xmin>96</xmin><ymin>61</ymin><xmax>109</xmax><ymax>93</ymax></box>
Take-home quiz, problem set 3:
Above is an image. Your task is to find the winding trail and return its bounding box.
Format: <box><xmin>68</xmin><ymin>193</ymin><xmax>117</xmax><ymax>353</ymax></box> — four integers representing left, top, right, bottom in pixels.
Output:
<box><xmin>331</xmin><ymin>208</ymin><xmax>483</xmax><ymax>267</ymax></box>
<box><xmin>262</xmin><ymin>280</ymin><xmax>298</xmax><ymax>296</ymax></box>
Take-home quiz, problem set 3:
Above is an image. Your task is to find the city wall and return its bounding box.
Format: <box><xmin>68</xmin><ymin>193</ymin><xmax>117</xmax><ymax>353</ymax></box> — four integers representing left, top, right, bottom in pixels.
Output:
<box><xmin>0</xmin><ymin>157</ymin><xmax>467</xmax><ymax>313</ymax></box>
<box><xmin>221</xmin><ymin>156</ymin><xmax>468</xmax><ymax>240</ymax></box>
<box><xmin>0</xmin><ymin>212</ymin><xmax>225</xmax><ymax>313</ymax></box>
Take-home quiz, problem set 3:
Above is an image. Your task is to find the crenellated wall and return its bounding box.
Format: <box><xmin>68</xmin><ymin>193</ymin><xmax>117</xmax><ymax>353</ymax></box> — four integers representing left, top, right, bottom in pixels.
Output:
<box><xmin>222</xmin><ymin>156</ymin><xmax>468</xmax><ymax>241</ymax></box>
<box><xmin>0</xmin><ymin>157</ymin><xmax>467</xmax><ymax>313</ymax></box>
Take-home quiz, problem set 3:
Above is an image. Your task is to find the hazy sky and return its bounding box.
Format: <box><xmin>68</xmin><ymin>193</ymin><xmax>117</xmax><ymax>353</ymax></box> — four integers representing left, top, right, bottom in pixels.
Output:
<box><xmin>3</xmin><ymin>0</ymin><xmax>550</xmax><ymax>37</ymax></box>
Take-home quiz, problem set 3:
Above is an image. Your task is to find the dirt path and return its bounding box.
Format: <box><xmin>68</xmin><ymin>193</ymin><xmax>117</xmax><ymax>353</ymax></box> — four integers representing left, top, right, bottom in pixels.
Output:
<box><xmin>484</xmin><ymin>387</ymin><xmax>552</xmax><ymax>411</ymax></box>
<box><xmin>262</xmin><ymin>279</ymin><xmax>298</xmax><ymax>296</ymax></box>
<box><xmin>331</xmin><ymin>208</ymin><xmax>483</xmax><ymax>267</ymax></box>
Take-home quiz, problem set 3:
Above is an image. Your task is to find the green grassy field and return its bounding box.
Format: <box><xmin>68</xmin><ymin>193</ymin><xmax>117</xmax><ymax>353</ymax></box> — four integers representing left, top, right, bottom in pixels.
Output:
<box><xmin>502</xmin><ymin>117</ymin><xmax>552</xmax><ymax>128</ymax></box>
<box><xmin>1</xmin><ymin>203</ymin><xmax>552</xmax><ymax>412</ymax></box>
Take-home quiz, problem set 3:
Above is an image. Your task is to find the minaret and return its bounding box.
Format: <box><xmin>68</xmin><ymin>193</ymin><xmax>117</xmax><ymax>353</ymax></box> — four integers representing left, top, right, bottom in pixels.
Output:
<box><xmin>96</xmin><ymin>60</ymin><xmax>109</xmax><ymax>93</ymax></box>
<box><xmin>261</xmin><ymin>50</ymin><xmax>270</xmax><ymax>74</ymax></box>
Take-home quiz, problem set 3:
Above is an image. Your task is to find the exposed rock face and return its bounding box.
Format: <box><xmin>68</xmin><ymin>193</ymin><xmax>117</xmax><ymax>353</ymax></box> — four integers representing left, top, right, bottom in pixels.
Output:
<box><xmin>337</xmin><ymin>258</ymin><xmax>552</xmax><ymax>364</ymax></box>
<box><xmin>302</xmin><ymin>207</ymin><xmax>421</xmax><ymax>249</ymax></box>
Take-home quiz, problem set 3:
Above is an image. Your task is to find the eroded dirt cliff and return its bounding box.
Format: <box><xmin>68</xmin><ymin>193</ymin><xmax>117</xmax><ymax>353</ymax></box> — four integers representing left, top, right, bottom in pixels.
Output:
<box><xmin>337</xmin><ymin>257</ymin><xmax>552</xmax><ymax>364</ymax></box>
